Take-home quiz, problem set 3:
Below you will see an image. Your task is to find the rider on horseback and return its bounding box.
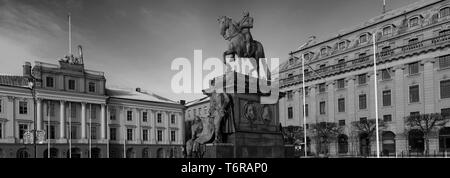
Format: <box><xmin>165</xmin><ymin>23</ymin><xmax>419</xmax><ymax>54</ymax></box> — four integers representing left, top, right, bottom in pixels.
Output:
<box><xmin>238</xmin><ymin>10</ymin><xmax>253</xmax><ymax>57</ymax></box>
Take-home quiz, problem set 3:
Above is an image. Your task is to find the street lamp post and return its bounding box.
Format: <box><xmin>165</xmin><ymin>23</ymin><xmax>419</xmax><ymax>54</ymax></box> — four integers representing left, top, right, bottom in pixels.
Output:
<box><xmin>28</xmin><ymin>78</ymin><xmax>38</xmax><ymax>158</ymax></box>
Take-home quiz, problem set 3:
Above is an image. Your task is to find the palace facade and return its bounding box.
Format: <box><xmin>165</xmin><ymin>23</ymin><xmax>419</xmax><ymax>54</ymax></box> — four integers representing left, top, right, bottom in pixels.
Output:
<box><xmin>279</xmin><ymin>0</ymin><xmax>450</xmax><ymax>156</ymax></box>
<box><xmin>0</xmin><ymin>57</ymin><xmax>185</xmax><ymax>158</ymax></box>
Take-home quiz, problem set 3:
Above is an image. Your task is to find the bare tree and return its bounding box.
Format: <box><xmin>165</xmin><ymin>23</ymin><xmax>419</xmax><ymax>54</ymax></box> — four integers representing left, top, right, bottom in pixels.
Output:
<box><xmin>310</xmin><ymin>122</ymin><xmax>342</xmax><ymax>156</ymax></box>
<box><xmin>404</xmin><ymin>113</ymin><xmax>449</xmax><ymax>155</ymax></box>
<box><xmin>281</xmin><ymin>125</ymin><xmax>303</xmax><ymax>144</ymax></box>
<box><xmin>351</xmin><ymin>119</ymin><xmax>386</xmax><ymax>156</ymax></box>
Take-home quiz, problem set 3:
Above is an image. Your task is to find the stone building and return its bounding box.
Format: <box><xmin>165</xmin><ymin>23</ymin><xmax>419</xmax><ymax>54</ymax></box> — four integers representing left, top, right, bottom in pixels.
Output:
<box><xmin>0</xmin><ymin>57</ymin><xmax>184</xmax><ymax>158</ymax></box>
<box><xmin>279</xmin><ymin>0</ymin><xmax>450</xmax><ymax>156</ymax></box>
<box><xmin>185</xmin><ymin>96</ymin><xmax>210</xmax><ymax>122</ymax></box>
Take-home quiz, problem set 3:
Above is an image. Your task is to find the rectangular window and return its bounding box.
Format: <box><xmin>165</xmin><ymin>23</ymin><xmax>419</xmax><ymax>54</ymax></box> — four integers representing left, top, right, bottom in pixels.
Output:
<box><xmin>358</xmin><ymin>74</ymin><xmax>367</xmax><ymax>85</ymax></box>
<box><xmin>157</xmin><ymin>113</ymin><xmax>162</xmax><ymax>123</ymax></box>
<box><xmin>19</xmin><ymin>101</ymin><xmax>28</xmax><ymax>114</ymax></box>
<box><xmin>304</xmin><ymin>104</ymin><xmax>309</xmax><ymax>117</ymax></box>
<box><xmin>319</xmin><ymin>101</ymin><xmax>326</xmax><ymax>115</ymax></box>
<box><xmin>171</xmin><ymin>114</ymin><xmax>176</xmax><ymax>124</ymax></box>
<box><xmin>287</xmin><ymin>91</ymin><xmax>293</xmax><ymax>100</ymax></box>
<box><xmin>88</xmin><ymin>82</ymin><xmax>96</xmax><ymax>93</ymax></box>
<box><xmin>288</xmin><ymin>107</ymin><xmax>293</xmax><ymax>119</ymax></box>
<box><xmin>338</xmin><ymin>120</ymin><xmax>345</xmax><ymax>126</ymax></box>
<box><xmin>360</xmin><ymin>34</ymin><xmax>367</xmax><ymax>43</ymax></box>
<box><xmin>409</xmin><ymin>62</ymin><xmax>419</xmax><ymax>75</ymax></box>
<box><xmin>382</xmin><ymin>69</ymin><xmax>391</xmax><ymax>80</ymax></box>
<box><xmin>441</xmin><ymin>80</ymin><xmax>450</xmax><ymax>99</ymax></box>
<box><xmin>318</xmin><ymin>83</ymin><xmax>326</xmax><ymax>93</ymax></box>
<box><xmin>127</xmin><ymin>111</ymin><xmax>132</xmax><ymax>121</ymax></box>
<box><xmin>46</xmin><ymin>77</ymin><xmax>54</xmax><ymax>88</ymax></box>
<box><xmin>338</xmin><ymin>41</ymin><xmax>346</xmax><ymax>50</ymax></box>
<box><xmin>440</xmin><ymin>7</ymin><xmax>450</xmax><ymax>18</ymax></box>
<box><xmin>50</xmin><ymin>125</ymin><xmax>55</xmax><ymax>139</ymax></box>
<box><xmin>127</xmin><ymin>128</ymin><xmax>133</xmax><ymax>141</ymax></box>
<box><xmin>90</xmin><ymin>106</ymin><xmax>96</xmax><ymax>119</ymax></box>
<box><xmin>337</xmin><ymin>79</ymin><xmax>345</xmax><ymax>89</ymax></box>
<box><xmin>171</xmin><ymin>130</ymin><xmax>176</xmax><ymax>142</ymax></box>
<box><xmin>409</xmin><ymin>85</ymin><xmax>420</xmax><ymax>103</ymax></box>
<box><xmin>0</xmin><ymin>99</ymin><xmax>2</xmax><ymax>113</ymax></box>
<box><xmin>142</xmin><ymin>112</ymin><xmax>148</xmax><ymax>122</ymax></box>
<box><xmin>360</xmin><ymin>117</ymin><xmax>367</xmax><ymax>124</ymax></box>
<box><xmin>383</xmin><ymin>90</ymin><xmax>391</xmax><ymax>106</ymax></box>
<box><xmin>359</xmin><ymin>94</ymin><xmax>367</xmax><ymax>109</ymax></box>
<box><xmin>90</xmin><ymin>126</ymin><xmax>97</xmax><ymax>139</ymax></box>
<box><xmin>68</xmin><ymin>79</ymin><xmax>76</xmax><ymax>90</ymax></box>
<box><xmin>383</xmin><ymin>26</ymin><xmax>392</xmax><ymax>36</ymax></box>
<box><xmin>70</xmin><ymin>125</ymin><xmax>77</xmax><ymax>139</ymax></box>
<box><xmin>110</xmin><ymin>108</ymin><xmax>116</xmax><ymax>120</ymax></box>
<box><xmin>439</xmin><ymin>55</ymin><xmax>450</xmax><ymax>69</ymax></box>
<box><xmin>19</xmin><ymin>124</ymin><xmax>28</xmax><ymax>139</ymax></box>
<box><xmin>49</xmin><ymin>102</ymin><xmax>55</xmax><ymax>117</ymax></box>
<box><xmin>157</xmin><ymin>130</ymin><xmax>163</xmax><ymax>142</ymax></box>
<box><xmin>70</xmin><ymin>104</ymin><xmax>76</xmax><ymax>118</ymax></box>
<box><xmin>143</xmin><ymin>129</ymin><xmax>148</xmax><ymax>141</ymax></box>
<box><xmin>442</xmin><ymin>108</ymin><xmax>450</xmax><ymax>119</ymax></box>
<box><xmin>0</xmin><ymin>122</ymin><xmax>2</xmax><ymax>138</ymax></box>
<box><xmin>110</xmin><ymin>128</ymin><xmax>116</xmax><ymax>141</ymax></box>
<box><xmin>383</xmin><ymin>115</ymin><xmax>392</xmax><ymax>122</ymax></box>
<box><xmin>338</xmin><ymin>98</ymin><xmax>345</xmax><ymax>112</ymax></box>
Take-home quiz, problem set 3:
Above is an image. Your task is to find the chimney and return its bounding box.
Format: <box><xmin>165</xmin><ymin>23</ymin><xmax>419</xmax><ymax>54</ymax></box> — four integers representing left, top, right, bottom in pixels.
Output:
<box><xmin>23</xmin><ymin>61</ymin><xmax>31</xmax><ymax>78</ymax></box>
<box><xmin>179</xmin><ymin>100</ymin><xmax>186</xmax><ymax>105</ymax></box>
<box><xmin>135</xmin><ymin>87</ymin><xmax>141</xmax><ymax>92</ymax></box>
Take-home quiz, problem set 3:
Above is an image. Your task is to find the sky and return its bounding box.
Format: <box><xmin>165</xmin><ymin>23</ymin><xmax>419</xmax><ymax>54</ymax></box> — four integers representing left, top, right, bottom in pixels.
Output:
<box><xmin>0</xmin><ymin>0</ymin><xmax>421</xmax><ymax>102</ymax></box>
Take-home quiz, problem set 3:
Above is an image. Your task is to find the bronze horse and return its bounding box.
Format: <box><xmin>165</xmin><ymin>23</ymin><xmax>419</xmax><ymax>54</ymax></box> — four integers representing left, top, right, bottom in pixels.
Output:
<box><xmin>217</xmin><ymin>16</ymin><xmax>266</xmax><ymax>77</ymax></box>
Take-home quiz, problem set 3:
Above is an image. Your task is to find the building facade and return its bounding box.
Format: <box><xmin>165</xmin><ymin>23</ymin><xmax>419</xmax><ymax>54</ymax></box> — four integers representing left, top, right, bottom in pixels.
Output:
<box><xmin>0</xmin><ymin>56</ymin><xmax>184</xmax><ymax>158</ymax></box>
<box><xmin>185</xmin><ymin>96</ymin><xmax>210</xmax><ymax>122</ymax></box>
<box><xmin>279</xmin><ymin>0</ymin><xmax>450</xmax><ymax>156</ymax></box>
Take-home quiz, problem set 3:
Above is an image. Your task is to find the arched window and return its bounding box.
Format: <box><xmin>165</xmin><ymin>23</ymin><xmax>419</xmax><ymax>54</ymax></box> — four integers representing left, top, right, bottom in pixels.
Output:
<box><xmin>17</xmin><ymin>148</ymin><xmax>29</xmax><ymax>158</ymax></box>
<box><xmin>409</xmin><ymin>16</ymin><xmax>420</xmax><ymax>27</ymax></box>
<box><xmin>382</xmin><ymin>131</ymin><xmax>396</xmax><ymax>156</ymax></box>
<box><xmin>126</xmin><ymin>148</ymin><xmax>135</xmax><ymax>158</ymax></box>
<box><xmin>44</xmin><ymin>148</ymin><xmax>59</xmax><ymax>158</ymax></box>
<box><xmin>142</xmin><ymin>148</ymin><xmax>150</xmax><ymax>158</ymax></box>
<box><xmin>439</xmin><ymin>127</ymin><xmax>450</xmax><ymax>152</ymax></box>
<box><xmin>408</xmin><ymin>129</ymin><xmax>424</xmax><ymax>153</ymax></box>
<box><xmin>0</xmin><ymin>148</ymin><xmax>4</xmax><ymax>158</ymax></box>
<box><xmin>359</xmin><ymin>133</ymin><xmax>370</xmax><ymax>156</ymax></box>
<box><xmin>440</xmin><ymin>7</ymin><xmax>450</xmax><ymax>18</ymax></box>
<box><xmin>338</xmin><ymin>134</ymin><xmax>348</xmax><ymax>154</ymax></box>
<box><xmin>156</xmin><ymin>148</ymin><xmax>165</xmax><ymax>158</ymax></box>
<box><xmin>91</xmin><ymin>148</ymin><xmax>101</xmax><ymax>158</ymax></box>
<box><xmin>67</xmin><ymin>148</ymin><xmax>81</xmax><ymax>158</ymax></box>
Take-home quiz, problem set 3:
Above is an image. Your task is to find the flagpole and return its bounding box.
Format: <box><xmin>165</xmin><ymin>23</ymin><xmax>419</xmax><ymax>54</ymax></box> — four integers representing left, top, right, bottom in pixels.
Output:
<box><xmin>301</xmin><ymin>54</ymin><xmax>308</xmax><ymax>158</ymax></box>
<box><xmin>69</xmin><ymin>102</ymin><xmax>72</xmax><ymax>158</ymax></box>
<box><xmin>123</xmin><ymin>107</ymin><xmax>126</xmax><ymax>158</ymax></box>
<box><xmin>89</xmin><ymin>104</ymin><xmax>92</xmax><ymax>158</ymax></box>
<box><xmin>372</xmin><ymin>34</ymin><xmax>380</xmax><ymax>158</ymax></box>
<box><xmin>47</xmin><ymin>101</ymin><xmax>50</xmax><ymax>158</ymax></box>
<box><xmin>106</xmin><ymin>105</ymin><xmax>110</xmax><ymax>158</ymax></box>
<box><xmin>68</xmin><ymin>13</ymin><xmax>72</xmax><ymax>55</ymax></box>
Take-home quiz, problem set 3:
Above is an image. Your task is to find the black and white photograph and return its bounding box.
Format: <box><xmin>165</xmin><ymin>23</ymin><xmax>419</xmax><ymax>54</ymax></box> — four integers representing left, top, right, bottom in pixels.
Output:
<box><xmin>0</xmin><ymin>0</ymin><xmax>450</xmax><ymax>176</ymax></box>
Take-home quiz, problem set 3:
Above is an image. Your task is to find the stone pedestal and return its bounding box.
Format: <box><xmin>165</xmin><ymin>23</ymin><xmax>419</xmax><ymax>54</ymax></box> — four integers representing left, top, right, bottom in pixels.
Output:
<box><xmin>205</xmin><ymin>143</ymin><xmax>234</xmax><ymax>158</ymax></box>
<box><xmin>202</xmin><ymin>72</ymin><xmax>285</xmax><ymax>158</ymax></box>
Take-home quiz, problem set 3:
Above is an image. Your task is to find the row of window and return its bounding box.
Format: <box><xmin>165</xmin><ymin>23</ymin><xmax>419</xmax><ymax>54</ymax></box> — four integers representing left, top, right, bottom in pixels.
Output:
<box><xmin>297</xmin><ymin>8</ymin><xmax>450</xmax><ymax>63</ymax></box>
<box><xmin>45</xmin><ymin>76</ymin><xmax>97</xmax><ymax>92</ymax></box>
<box><xmin>109</xmin><ymin>127</ymin><xmax>176</xmax><ymax>142</ymax></box>
<box><xmin>110</xmin><ymin>109</ymin><xmax>177</xmax><ymax>124</ymax></box>
<box><xmin>287</xmin><ymin>80</ymin><xmax>450</xmax><ymax>118</ymax></box>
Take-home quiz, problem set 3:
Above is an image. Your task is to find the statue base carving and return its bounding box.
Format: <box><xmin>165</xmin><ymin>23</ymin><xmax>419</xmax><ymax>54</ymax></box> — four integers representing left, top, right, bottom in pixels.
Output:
<box><xmin>199</xmin><ymin>72</ymin><xmax>285</xmax><ymax>158</ymax></box>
